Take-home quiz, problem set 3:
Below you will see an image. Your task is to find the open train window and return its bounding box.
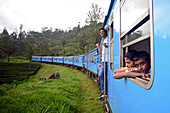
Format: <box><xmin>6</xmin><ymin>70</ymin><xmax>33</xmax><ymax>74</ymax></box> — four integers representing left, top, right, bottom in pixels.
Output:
<box><xmin>110</xmin><ymin>11</ymin><xmax>114</xmax><ymax>71</ymax></box>
<box><xmin>93</xmin><ymin>52</ymin><xmax>97</xmax><ymax>64</ymax></box>
<box><xmin>120</xmin><ymin>0</ymin><xmax>154</xmax><ymax>89</ymax></box>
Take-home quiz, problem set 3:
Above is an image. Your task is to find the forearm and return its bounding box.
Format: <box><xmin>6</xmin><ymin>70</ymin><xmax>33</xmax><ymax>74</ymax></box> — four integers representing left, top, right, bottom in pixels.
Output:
<box><xmin>114</xmin><ymin>68</ymin><xmax>129</xmax><ymax>73</ymax></box>
<box><xmin>113</xmin><ymin>72</ymin><xmax>127</xmax><ymax>79</ymax></box>
<box><xmin>97</xmin><ymin>46</ymin><xmax>102</xmax><ymax>54</ymax></box>
<box><xmin>113</xmin><ymin>72</ymin><xmax>145</xmax><ymax>79</ymax></box>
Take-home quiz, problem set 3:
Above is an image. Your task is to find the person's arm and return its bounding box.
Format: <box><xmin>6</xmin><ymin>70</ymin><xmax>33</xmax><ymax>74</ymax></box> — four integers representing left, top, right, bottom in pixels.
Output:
<box><xmin>113</xmin><ymin>72</ymin><xmax>127</xmax><ymax>79</ymax></box>
<box><xmin>114</xmin><ymin>68</ymin><xmax>129</xmax><ymax>73</ymax></box>
<box><xmin>98</xmin><ymin>64</ymin><xmax>101</xmax><ymax>67</ymax></box>
<box><xmin>96</xmin><ymin>44</ymin><xmax>102</xmax><ymax>54</ymax></box>
<box><xmin>113</xmin><ymin>71</ymin><xmax>147</xmax><ymax>79</ymax></box>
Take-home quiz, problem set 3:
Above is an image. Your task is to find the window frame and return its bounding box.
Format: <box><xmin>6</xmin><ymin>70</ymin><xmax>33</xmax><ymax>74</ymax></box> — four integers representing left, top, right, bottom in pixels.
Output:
<box><xmin>110</xmin><ymin>10</ymin><xmax>114</xmax><ymax>71</ymax></box>
<box><xmin>119</xmin><ymin>0</ymin><xmax>154</xmax><ymax>89</ymax></box>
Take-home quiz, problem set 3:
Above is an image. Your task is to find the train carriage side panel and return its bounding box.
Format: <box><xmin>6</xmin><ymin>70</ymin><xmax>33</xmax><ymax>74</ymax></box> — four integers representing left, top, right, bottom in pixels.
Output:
<box><xmin>87</xmin><ymin>48</ymin><xmax>98</xmax><ymax>74</ymax></box>
<box><xmin>31</xmin><ymin>56</ymin><xmax>42</xmax><ymax>62</ymax></box>
<box><xmin>106</xmin><ymin>0</ymin><xmax>120</xmax><ymax>112</ymax></box>
<box><xmin>105</xmin><ymin>0</ymin><xmax>170</xmax><ymax>113</ymax></box>
<box><xmin>42</xmin><ymin>56</ymin><xmax>53</xmax><ymax>63</ymax></box>
<box><xmin>53</xmin><ymin>57</ymin><xmax>64</xmax><ymax>64</ymax></box>
<box><xmin>74</xmin><ymin>55</ymin><xmax>84</xmax><ymax>67</ymax></box>
<box><xmin>84</xmin><ymin>53</ymin><xmax>88</xmax><ymax>69</ymax></box>
<box><xmin>64</xmin><ymin>56</ymin><xmax>74</xmax><ymax>65</ymax></box>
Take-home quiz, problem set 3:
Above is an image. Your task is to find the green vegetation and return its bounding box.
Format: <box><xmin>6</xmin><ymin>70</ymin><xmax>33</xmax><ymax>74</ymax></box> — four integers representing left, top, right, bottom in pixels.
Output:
<box><xmin>0</xmin><ymin>63</ymin><xmax>105</xmax><ymax>113</ymax></box>
<box><xmin>0</xmin><ymin>62</ymin><xmax>40</xmax><ymax>84</ymax></box>
<box><xmin>0</xmin><ymin>3</ymin><xmax>104</xmax><ymax>61</ymax></box>
<box><xmin>0</xmin><ymin>58</ymin><xmax>41</xmax><ymax>84</ymax></box>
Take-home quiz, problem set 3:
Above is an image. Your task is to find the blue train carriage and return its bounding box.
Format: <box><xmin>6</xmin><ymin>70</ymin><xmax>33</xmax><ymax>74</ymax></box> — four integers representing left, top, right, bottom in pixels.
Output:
<box><xmin>87</xmin><ymin>48</ymin><xmax>98</xmax><ymax>74</ymax></box>
<box><xmin>103</xmin><ymin>0</ymin><xmax>170</xmax><ymax>113</ymax></box>
<box><xmin>64</xmin><ymin>56</ymin><xmax>74</xmax><ymax>67</ymax></box>
<box><xmin>41</xmin><ymin>56</ymin><xmax>53</xmax><ymax>63</ymax></box>
<box><xmin>84</xmin><ymin>48</ymin><xmax>99</xmax><ymax>82</ymax></box>
<box><xmin>73</xmin><ymin>55</ymin><xmax>84</xmax><ymax>70</ymax></box>
<box><xmin>83</xmin><ymin>53</ymin><xmax>89</xmax><ymax>70</ymax></box>
<box><xmin>53</xmin><ymin>56</ymin><xmax>64</xmax><ymax>65</ymax></box>
<box><xmin>31</xmin><ymin>56</ymin><xmax>42</xmax><ymax>62</ymax></box>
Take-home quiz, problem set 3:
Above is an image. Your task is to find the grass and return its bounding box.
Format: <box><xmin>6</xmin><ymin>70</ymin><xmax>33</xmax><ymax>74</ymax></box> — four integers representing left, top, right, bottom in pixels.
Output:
<box><xmin>0</xmin><ymin>63</ymin><xmax>105</xmax><ymax>113</ymax></box>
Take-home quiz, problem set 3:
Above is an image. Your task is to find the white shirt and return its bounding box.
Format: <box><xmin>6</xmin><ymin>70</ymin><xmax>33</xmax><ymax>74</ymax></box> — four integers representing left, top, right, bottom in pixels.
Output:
<box><xmin>102</xmin><ymin>37</ymin><xmax>108</xmax><ymax>62</ymax></box>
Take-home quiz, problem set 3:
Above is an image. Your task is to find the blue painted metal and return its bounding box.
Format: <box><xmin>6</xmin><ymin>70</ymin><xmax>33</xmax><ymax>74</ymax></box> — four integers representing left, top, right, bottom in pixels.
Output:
<box><xmin>31</xmin><ymin>56</ymin><xmax>42</xmax><ymax>62</ymax></box>
<box><xmin>53</xmin><ymin>57</ymin><xmax>64</xmax><ymax>64</ymax></box>
<box><xmin>87</xmin><ymin>48</ymin><xmax>98</xmax><ymax>74</ymax></box>
<box><xmin>103</xmin><ymin>0</ymin><xmax>170</xmax><ymax>113</ymax></box>
<box><xmin>42</xmin><ymin>56</ymin><xmax>53</xmax><ymax>62</ymax></box>
<box><xmin>84</xmin><ymin>53</ymin><xmax>88</xmax><ymax>69</ymax></box>
<box><xmin>74</xmin><ymin>55</ymin><xmax>84</xmax><ymax>67</ymax></box>
<box><xmin>64</xmin><ymin>56</ymin><xmax>74</xmax><ymax>65</ymax></box>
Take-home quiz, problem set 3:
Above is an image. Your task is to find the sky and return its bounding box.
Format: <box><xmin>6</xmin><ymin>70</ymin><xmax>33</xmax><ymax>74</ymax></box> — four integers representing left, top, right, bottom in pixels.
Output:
<box><xmin>0</xmin><ymin>0</ymin><xmax>111</xmax><ymax>33</ymax></box>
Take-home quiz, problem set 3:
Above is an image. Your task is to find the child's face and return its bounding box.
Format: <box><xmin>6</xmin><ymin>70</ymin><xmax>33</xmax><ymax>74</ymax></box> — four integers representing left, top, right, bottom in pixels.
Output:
<box><xmin>125</xmin><ymin>57</ymin><xmax>135</xmax><ymax>68</ymax></box>
<box><xmin>134</xmin><ymin>58</ymin><xmax>150</xmax><ymax>73</ymax></box>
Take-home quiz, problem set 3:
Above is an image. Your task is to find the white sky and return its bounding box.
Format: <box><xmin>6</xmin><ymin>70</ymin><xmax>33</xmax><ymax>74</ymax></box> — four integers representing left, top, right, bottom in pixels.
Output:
<box><xmin>0</xmin><ymin>0</ymin><xmax>111</xmax><ymax>33</ymax></box>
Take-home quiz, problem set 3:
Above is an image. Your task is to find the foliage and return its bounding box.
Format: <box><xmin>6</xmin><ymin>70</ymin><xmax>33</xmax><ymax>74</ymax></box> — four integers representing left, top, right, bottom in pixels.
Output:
<box><xmin>0</xmin><ymin>3</ymin><xmax>104</xmax><ymax>57</ymax></box>
<box><xmin>0</xmin><ymin>29</ymin><xmax>17</xmax><ymax>62</ymax></box>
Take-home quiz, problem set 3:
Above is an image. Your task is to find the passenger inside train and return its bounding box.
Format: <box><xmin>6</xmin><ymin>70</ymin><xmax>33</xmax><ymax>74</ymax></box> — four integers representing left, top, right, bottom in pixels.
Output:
<box><xmin>113</xmin><ymin>51</ymin><xmax>150</xmax><ymax>80</ymax></box>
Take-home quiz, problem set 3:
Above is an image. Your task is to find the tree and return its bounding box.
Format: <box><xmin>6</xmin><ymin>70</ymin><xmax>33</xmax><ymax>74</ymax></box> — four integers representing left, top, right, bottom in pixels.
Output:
<box><xmin>60</xmin><ymin>34</ymin><xmax>67</xmax><ymax>56</ymax></box>
<box><xmin>85</xmin><ymin>3</ymin><xmax>104</xmax><ymax>45</ymax></box>
<box><xmin>11</xmin><ymin>32</ymin><xmax>17</xmax><ymax>39</ymax></box>
<box><xmin>19</xmin><ymin>24</ymin><xmax>24</xmax><ymax>40</ymax></box>
<box><xmin>38</xmin><ymin>37</ymin><xmax>50</xmax><ymax>56</ymax></box>
<box><xmin>0</xmin><ymin>28</ymin><xmax>17</xmax><ymax>62</ymax></box>
<box><xmin>85</xmin><ymin>3</ymin><xmax>104</xmax><ymax>26</ymax></box>
<box><xmin>78</xmin><ymin>29</ymin><xmax>91</xmax><ymax>53</ymax></box>
<box><xmin>41</xmin><ymin>27</ymin><xmax>53</xmax><ymax>39</ymax></box>
<box><xmin>25</xmin><ymin>42</ymin><xmax>34</xmax><ymax>69</ymax></box>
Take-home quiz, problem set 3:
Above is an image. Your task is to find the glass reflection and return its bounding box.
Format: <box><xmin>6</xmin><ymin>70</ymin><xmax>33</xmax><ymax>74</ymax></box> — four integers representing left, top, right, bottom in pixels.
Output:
<box><xmin>121</xmin><ymin>0</ymin><xmax>149</xmax><ymax>34</ymax></box>
<box><xmin>122</xmin><ymin>20</ymin><xmax>150</xmax><ymax>45</ymax></box>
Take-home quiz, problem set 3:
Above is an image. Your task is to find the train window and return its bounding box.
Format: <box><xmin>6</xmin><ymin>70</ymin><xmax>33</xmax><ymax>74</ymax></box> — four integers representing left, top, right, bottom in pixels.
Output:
<box><xmin>58</xmin><ymin>58</ymin><xmax>61</xmax><ymax>61</ymax></box>
<box><xmin>94</xmin><ymin>52</ymin><xmax>97</xmax><ymax>64</ymax></box>
<box><xmin>85</xmin><ymin>55</ymin><xmax>88</xmax><ymax>63</ymax></box>
<box><xmin>74</xmin><ymin>57</ymin><xmax>79</xmax><ymax>62</ymax></box>
<box><xmin>110</xmin><ymin>11</ymin><xmax>114</xmax><ymax>71</ymax></box>
<box><xmin>68</xmin><ymin>58</ymin><xmax>72</xmax><ymax>62</ymax></box>
<box><xmin>120</xmin><ymin>0</ymin><xmax>154</xmax><ymax>89</ymax></box>
<box><xmin>47</xmin><ymin>58</ymin><xmax>52</xmax><ymax>60</ymax></box>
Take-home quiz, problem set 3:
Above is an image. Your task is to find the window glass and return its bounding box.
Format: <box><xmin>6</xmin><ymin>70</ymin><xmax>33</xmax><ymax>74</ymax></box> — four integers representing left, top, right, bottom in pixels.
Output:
<box><xmin>110</xmin><ymin>22</ymin><xmax>114</xmax><ymax>71</ymax></box>
<box><xmin>121</xmin><ymin>0</ymin><xmax>149</xmax><ymax>34</ymax></box>
<box><xmin>122</xmin><ymin>20</ymin><xmax>150</xmax><ymax>45</ymax></box>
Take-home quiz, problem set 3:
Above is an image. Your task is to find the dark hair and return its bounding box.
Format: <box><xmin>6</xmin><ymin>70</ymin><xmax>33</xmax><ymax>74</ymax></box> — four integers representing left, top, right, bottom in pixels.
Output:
<box><xmin>133</xmin><ymin>51</ymin><xmax>150</xmax><ymax>69</ymax></box>
<box><xmin>124</xmin><ymin>50</ymin><xmax>138</xmax><ymax>61</ymax></box>
<box><xmin>99</xmin><ymin>28</ymin><xmax>107</xmax><ymax>35</ymax></box>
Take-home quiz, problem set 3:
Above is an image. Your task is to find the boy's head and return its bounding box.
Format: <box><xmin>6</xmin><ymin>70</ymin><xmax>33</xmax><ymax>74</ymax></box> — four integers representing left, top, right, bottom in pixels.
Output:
<box><xmin>133</xmin><ymin>51</ymin><xmax>150</xmax><ymax>73</ymax></box>
<box><xmin>99</xmin><ymin>28</ymin><xmax>107</xmax><ymax>37</ymax></box>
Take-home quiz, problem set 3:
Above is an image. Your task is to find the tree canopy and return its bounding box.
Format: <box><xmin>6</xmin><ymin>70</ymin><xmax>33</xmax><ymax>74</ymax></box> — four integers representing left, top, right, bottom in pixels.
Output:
<box><xmin>0</xmin><ymin>3</ymin><xmax>104</xmax><ymax>60</ymax></box>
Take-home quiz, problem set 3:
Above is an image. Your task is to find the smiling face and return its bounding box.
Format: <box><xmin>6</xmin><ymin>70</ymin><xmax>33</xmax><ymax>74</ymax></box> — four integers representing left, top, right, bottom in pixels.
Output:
<box><xmin>134</xmin><ymin>58</ymin><xmax>150</xmax><ymax>73</ymax></box>
<box><xmin>99</xmin><ymin>30</ymin><xmax>106</xmax><ymax>38</ymax></box>
<box><xmin>124</xmin><ymin>57</ymin><xmax>135</xmax><ymax>68</ymax></box>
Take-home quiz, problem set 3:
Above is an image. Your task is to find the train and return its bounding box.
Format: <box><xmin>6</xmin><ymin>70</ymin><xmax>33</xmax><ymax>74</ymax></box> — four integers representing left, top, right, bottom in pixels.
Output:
<box><xmin>32</xmin><ymin>0</ymin><xmax>170</xmax><ymax>113</ymax></box>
